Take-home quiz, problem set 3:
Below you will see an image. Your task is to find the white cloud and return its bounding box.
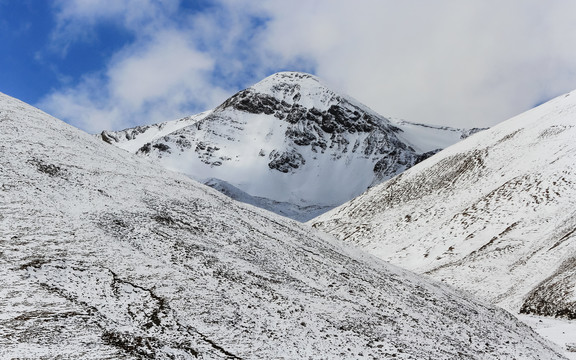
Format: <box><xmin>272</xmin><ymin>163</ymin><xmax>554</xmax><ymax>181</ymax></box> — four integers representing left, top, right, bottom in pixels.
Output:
<box><xmin>40</xmin><ymin>29</ymin><xmax>229</xmax><ymax>133</ymax></box>
<box><xmin>41</xmin><ymin>1</ymin><xmax>234</xmax><ymax>133</ymax></box>
<box><xmin>40</xmin><ymin>0</ymin><xmax>576</xmax><ymax>132</ymax></box>
<box><xmin>108</xmin><ymin>31</ymin><xmax>215</xmax><ymax>109</ymax></box>
<box><xmin>51</xmin><ymin>0</ymin><xmax>178</xmax><ymax>44</ymax></box>
<box><xmin>245</xmin><ymin>0</ymin><xmax>576</xmax><ymax>127</ymax></box>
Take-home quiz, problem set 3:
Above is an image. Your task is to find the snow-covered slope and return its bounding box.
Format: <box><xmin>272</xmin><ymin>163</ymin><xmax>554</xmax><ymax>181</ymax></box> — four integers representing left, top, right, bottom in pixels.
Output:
<box><xmin>101</xmin><ymin>72</ymin><xmax>476</xmax><ymax>221</ymax></box>
<box><xmin>204</xmin><ymin>178</ymin><xmax>334</xmax><ymax>222</ymax></box>
<box><xmin>519</xmin><ymin>315</ymin><xmax>576</xmax><ymax>359</ymax></box>
<box><xmin>0</xmin><ymin>92</ymin><xmax>566</xmax><ymax>358</ymax></box>
<box><xmin>390</xmin><ymin>118</ymin><xmax>487</xmax><ymax>153</ymax></box>
<box><xmin>312</xmin><ymin>90</ymin><xmax>576</xmax><ymax>318</ymax></box>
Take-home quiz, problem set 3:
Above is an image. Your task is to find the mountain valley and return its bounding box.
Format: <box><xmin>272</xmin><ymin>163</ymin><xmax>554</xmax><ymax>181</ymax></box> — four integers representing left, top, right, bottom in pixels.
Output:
<box><xmin>0</xmin><ymin>90</ymin><xmax>567</xmax><ymax>358</ymax></box>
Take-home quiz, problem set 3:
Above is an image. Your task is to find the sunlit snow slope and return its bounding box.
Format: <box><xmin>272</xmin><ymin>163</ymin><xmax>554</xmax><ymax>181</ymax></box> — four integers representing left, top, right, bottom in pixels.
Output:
<box><xmin>312</xmin><ymin>90</ymin><xmax>576</xmax><ymax>319</ymax></box>
<box><xmin>0</xmin><ymin>92</ymin><xmax>566</xmax><ymax>358</ymax></box>
<box><xmin>100</xmin><ymin>72</ymin><xmax>477</xmax><ymax>221</ymax></box>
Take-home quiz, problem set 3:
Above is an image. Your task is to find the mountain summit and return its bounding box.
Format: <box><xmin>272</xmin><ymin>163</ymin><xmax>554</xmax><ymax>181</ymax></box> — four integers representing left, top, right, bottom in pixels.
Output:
<box><xmin>100</xmin><ymin>72</ymin><xmax>478</xmax><ymax>221</ymax></box>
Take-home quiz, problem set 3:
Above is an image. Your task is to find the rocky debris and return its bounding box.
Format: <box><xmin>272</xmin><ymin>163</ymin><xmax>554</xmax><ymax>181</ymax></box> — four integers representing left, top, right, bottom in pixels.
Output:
<box><xmin>268</xmin><ymin>150</ymin><xmax>306</xmax><ymax>173</ymax></box>
<box><xmin>137</xmin><ymin>142</ymin><xmax>152</xmax><ymax>154</ymax></box>
<box><xmin>99</xmin><ymin>125</ymin><xmax>153</xmax><ymax>145</ymax></box>
<box><xmin>27</xmin><ymin>158</ymin><xmax>65</xmax><ymax>177</ymax></box>
<box><xmin>138</xmin><ymin>142</ymin><xmax>171</xmax><ymax>155</ymax></box>
<box><xmin>153</xmin><ymin>143</ymin><xmax>170</xmax><ymax>152</ymax></box>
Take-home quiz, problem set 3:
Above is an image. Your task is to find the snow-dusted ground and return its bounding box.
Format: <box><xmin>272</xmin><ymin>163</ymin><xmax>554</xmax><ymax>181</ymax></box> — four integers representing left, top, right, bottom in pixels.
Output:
<box><xmin>100</xmin><ymin>72</ymin><xmax>477</xmax><ymax>221</ymax></box>
<box><xmin>0</xmin><ymin>91</ymin><xmax>567</xmax><ymax>358</ymax></box>
<box><xmin>204</xmin><ymin>178</ymin><xmax>334</xmax><ymax>222</ymax></box>
<box><xmin>312</xmin><ymin>90</ymin><xmax>576</xmax><ymax>318</ymax></box>
<box><xmin>519</xmin><ymin>315</ymin><xmax>576</xmax><ymax>359</ymax></box>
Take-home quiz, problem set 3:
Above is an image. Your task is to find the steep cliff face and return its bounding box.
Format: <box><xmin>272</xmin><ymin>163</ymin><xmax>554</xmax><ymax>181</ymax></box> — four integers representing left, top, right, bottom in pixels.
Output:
<box><xmin>311</xmin><ymin>90</ymin><xmax>576</xmax><ymax>321</ymax></box>
<box><xmin>101</xmin><ymin>72</ymin><xmax>475</xmax><ymax>221</ymax></box>
<box><xmin>0</xmin><ymin>91</ymin><xmax>565</xmax><ymax>360</ymax></box>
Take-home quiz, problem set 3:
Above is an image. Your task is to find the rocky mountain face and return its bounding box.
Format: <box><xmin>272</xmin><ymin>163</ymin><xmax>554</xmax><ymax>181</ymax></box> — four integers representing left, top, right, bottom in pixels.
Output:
<box><xmin>0</xmin><ymin>92</ymin><xmax>566</xmax><ymax>358</ymax></box>
<box><xmin>311</xmin><ymin>90</ymin><xmax>576</xmax><ymax>321</ymax></box>
<box><xmin>99</xmin><ymin>72</ymin><xmax>476</xmax><ymax>221</ymax></box>
<box><xmin>99</xmin><ymin>110</ymin><xmax>212</xmax><ymax>153</ymax></box>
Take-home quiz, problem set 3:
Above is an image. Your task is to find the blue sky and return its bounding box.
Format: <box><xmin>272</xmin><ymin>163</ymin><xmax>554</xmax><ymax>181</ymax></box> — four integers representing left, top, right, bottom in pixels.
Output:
<box><xmin>0</xmin><ymin>1</ymin><xmax>56</xmax><ymax>103</ymax></box>
<box><xmin>2</xmin><ymin>1</ymin><xmax>576</xmax><ymax>133</ymax></box>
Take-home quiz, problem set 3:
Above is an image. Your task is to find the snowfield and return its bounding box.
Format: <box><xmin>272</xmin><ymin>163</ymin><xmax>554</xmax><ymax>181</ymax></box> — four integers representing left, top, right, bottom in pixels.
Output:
<box><xmin>0</xmin><ymin>92</ymin><xmax>567</xmax><ymax>358</ymax></box>
<box><xmin>519</xmin><ymin>315</ymin><xmax>576</xmax><ymax>359</ymax></box>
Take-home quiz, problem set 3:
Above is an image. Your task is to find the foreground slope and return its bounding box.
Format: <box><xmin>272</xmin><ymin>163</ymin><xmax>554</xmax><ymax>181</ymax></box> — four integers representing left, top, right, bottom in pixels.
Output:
<box><xmin>312</xmin><ymin>91</ymin><xmax>576</xmax><ymax>318</ymax></box>
<box><xmin>100</xmin><ymin>72</ymin><xmax>476</xmax><ymax>221</ymax></box>
<box><xmin>0</xmin><ymin>93</ymin><xmax>565</xmax><ymax>358</ymax></box>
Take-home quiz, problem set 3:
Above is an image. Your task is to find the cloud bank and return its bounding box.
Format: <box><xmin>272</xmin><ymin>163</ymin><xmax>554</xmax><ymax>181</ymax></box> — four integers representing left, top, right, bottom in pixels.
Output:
<box><xmin>39</xmin><ymin>0</ymin><xmax>576</xmax><ymax>133</ymax></box>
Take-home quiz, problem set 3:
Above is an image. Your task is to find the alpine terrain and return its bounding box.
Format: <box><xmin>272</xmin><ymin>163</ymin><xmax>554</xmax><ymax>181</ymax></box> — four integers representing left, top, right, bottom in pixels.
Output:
<box><xmin>99</xmin><ymin>72</ymin><xmax>481</xmax><ymax>221</ymax></box>
<box><xmin>0</xmin><ymin>92</ymin><xmax>567</xmax><ymax>358</ymax></box>
<box><xmin>312</xmin><ymin>90</ymin><xmax>576</xmax><ymax>321</ymax></box>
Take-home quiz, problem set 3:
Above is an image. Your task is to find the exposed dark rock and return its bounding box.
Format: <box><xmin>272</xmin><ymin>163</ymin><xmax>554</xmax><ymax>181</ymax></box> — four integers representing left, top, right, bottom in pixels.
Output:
<box><xmin>221</xmin><ymin>90</ymin><xmax>281</xmax><ymax>115</ymax></box>
<box><xmin>221</xmin><ymin>88</ymin><xmax>393</xmax><ymax>137</ymax></box>
<box><xmin>100</xmin><ymin>131</ymin><xmax>119</xmax><ymax>144</ymax></box>
<box><xmin>138</xmin><ymin>143</ymin><xmax>152</xmax><ymax>154</ymax></box>
<box><xmin>268</xmin><ymin>150</ymin><xmax>306</xmax><ymax>173</ymax></box>
<box><xmin>99</xmin><ymin>125</ymin><xmax>154</xmax><ymax>145</ymax></box>
<box><xmin>373</xmin><ymin>155</ymin><xmax>394</xmax><ymax>174</ymax></box>
<box><xmin>461</xmin><ymin>127</ymin><xmax>488</xmax><ymax>139</ymax></box>
<box><xmin>175</xmin><ymin>136</ymin><xmax>192</xmax><ymax>150</ymax></box>
<box><xmin>152</xmin><ymin>143</ymin><xmax>170</xmax><ymax>152</ymax></box>
<box><xmin>27</xmin><ymin>158</ymin><xmax>65</xmax><ymax>177</ymax></box>
<box><xmin>415</xmin><ymin>149</ymin><xmax>443</xmax><ymax>165</ymax></box>
<box><xmin>196</xmin><ymin>142</ymin><xmax>207</xmax><ymax>151</ymax></box>
<box><xmin>286</xmin><ymin>128</ymin><xmax>317</xmax><ymax>146</ymax></box>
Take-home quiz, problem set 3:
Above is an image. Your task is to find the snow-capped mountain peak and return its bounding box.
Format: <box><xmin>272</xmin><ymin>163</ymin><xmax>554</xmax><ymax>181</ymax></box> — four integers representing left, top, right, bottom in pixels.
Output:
<box><xmin>100</xmin><ymin>72</ymin><xmax>481</xmax><ymax>221</ymax></box>
<box><xmin>248</xmin><ymin>72</ymin><xmax>340</xmax><ymax>109</ymax></box>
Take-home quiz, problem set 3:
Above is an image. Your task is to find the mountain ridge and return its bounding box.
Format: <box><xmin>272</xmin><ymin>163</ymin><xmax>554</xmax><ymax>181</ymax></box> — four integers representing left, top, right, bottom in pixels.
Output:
<box><xmin>0</xmin><ymin>91</ymin><xmax>565</xmax><ymax>359</ymax></box>
<box><xmin>311</xmin><ymin>90</ymin><xmax>576</xmax><ymax>321</ymax></box>
<box><xmin>98</xmin><ymin>71</ymin><xmax>481</xmax><ymax>221</ymax></box>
